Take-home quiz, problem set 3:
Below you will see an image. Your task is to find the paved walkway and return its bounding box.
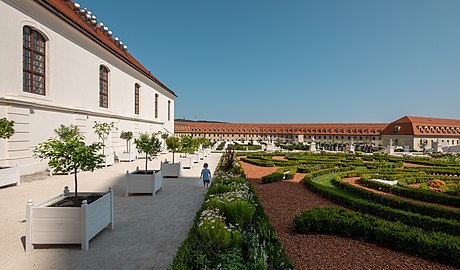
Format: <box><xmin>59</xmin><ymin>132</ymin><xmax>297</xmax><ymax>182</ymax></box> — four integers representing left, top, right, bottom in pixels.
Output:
<box><xmin>0</xmin><ymin>152</ymin><xmax>222</xmax><ymax>270</ymax></box>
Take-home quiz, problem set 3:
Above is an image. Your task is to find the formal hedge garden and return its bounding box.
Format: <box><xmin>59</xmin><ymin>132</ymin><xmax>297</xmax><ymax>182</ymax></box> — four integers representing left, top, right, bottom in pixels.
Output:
<box><xmin>240</xmin><ymin>151</ymin><xmax>460</xmax><ymax>267</ymax></box>
<box><xmin>171</xmin><ymin>151</ymin><xmax>292</xmax><ymax>269</ymax></box>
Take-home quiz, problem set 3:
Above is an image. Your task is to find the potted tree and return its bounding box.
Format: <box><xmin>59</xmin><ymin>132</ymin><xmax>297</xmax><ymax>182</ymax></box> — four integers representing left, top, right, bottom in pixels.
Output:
<box><xmin>181</xmin><ymin>135</ymin><xmax>200</xmax><ymax>163</ymax></box>
<box><xmin>125</xmin><ymin>133</ymin><xmax>163</xmax><ymax>196</ymax></box>
<box><xmin>118</xmin><ymin>131</ymin><xmax>135</xmax><ymax>162</ymax></box>
<box><xmin>93</xmin><ymin>121</ymin><xmax>116</xmax><ymax>167</ymax></box>
<box><xmin>0</xmin><ymin>118</ymin><xmax>19</xmax><ymax>187</ymax></box>
<box><xmin>29</xmin><ymin>125</ymin><xmax>113</xmax><ymax>252</ymax></box>
<box><xmin>162</xmin><ymin>136</ymin><xmax>182</xmax><ymax>177</ymax></box>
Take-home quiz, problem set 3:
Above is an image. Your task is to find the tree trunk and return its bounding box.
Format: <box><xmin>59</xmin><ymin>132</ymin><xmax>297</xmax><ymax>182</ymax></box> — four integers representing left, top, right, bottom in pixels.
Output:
<box><xmin>172</xmin><ymin>151</ymin><xmax>175</xmax><ymax>163</ymax></box>
<box><xmin>126</xmin><ymin>140</ymin><xmax>129</xmax><ymax>153</ymax></box>
<box><xmin>145</xmin><ymin>154</ymin><xmax>148</xmax><ymax>173</ymax></box>
<box><xmin>74</xmin><ymin>168</ymin><xmax>78</xmax><ymax>205</ymax></box>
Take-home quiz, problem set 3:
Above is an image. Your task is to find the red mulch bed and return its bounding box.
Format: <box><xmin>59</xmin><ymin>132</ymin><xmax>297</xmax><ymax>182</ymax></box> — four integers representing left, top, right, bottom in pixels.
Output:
<box><xmin>240</xmin><ymin>161</ymin><xmax>455</xmax><ymax>270</ymax></box>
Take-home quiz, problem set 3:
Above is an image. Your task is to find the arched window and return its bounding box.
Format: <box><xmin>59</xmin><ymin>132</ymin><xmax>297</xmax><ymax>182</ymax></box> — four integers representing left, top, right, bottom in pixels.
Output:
<box><xmin>99</xmin><ymin>65</ymin><xmax>109</xmax><ymax>108</ymax></box>
<box><xmin>154</xmin><ymin>94</ymin><xmax>159</xmax><ymax>118</ymax></box>
<box><xmin>23</xmin><ymin>26</ymin><xmax>46</xmax><ymax>95</ymax></box>
<box><xmin>134</xmin><ymin>83</ymin><xmax>140</xmax><ymax>114</ymax></box>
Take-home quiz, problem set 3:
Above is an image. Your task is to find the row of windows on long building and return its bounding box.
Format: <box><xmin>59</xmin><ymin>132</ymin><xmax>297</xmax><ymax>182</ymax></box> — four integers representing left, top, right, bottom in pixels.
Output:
<box><xmin>22</xmin><ymin>26</ymin><xmax>171</xmax><ymax>120</ymax></box>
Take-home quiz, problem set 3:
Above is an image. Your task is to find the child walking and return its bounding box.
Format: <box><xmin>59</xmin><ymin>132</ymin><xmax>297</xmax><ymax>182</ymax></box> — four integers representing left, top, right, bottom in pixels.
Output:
<box><xmin>200</xmin><ymin>163</ymin><xmax>212</xmax><ymax>188</ymax></box>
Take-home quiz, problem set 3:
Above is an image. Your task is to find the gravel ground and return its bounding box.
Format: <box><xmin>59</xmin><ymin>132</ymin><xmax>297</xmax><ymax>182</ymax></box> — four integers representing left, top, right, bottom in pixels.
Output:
<box><xmin>240</xmin><ymin>160</ymin><xmax>456</xmax><ymax>270</ymax></box>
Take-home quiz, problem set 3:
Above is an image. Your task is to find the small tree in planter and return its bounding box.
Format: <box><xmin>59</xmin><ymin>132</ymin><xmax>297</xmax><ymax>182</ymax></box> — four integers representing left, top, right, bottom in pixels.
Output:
<box><xmin>93</xmin><ymin>121</ymin><xmax>116</xmax><ymax>155</ymax></box>
<box><xmin>120</xmin><ymin>131</ymin><xmax>133</xmax><ymax>153</ymax></box>
<box><xmin>0</xmin><ymin>118</ymin><xmax>19</xmax><ymax>187</ymax></box>
<box><xmin>134</xmin><ymin>133</ymin><xmax>162</xmax><ymax>172</ymax></box>
<box><xmin>166</xmin><ymin>136</ymin><xmax>181</xmax><ymax>163</ymax></box>
<box><xmin>34</xmin><ymin>125</ymin><xmax>103</xmax><ymax>205</ymax></box>
<box><xmin>126</xmin><ymin>133</ymin><xmax>163</xmax><ymax>195</ymax></box>
<box><xmin>94</xmin><ymin>121</ymin><xmax>116</xmax><ymax>166</ymax></box>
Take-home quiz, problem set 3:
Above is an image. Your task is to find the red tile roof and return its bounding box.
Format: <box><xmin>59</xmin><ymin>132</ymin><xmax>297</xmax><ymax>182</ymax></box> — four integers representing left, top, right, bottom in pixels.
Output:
<box><xmin>381</xmin><ymin>116</ymin><xmax>460</xmax><ymax>136</ymax></box>
<box><xmin>175</xmin><ymin>121</ymin><xmax>388</xmax><ymax>136</ymax></box>
<box><xmin>36</xmin><ymin>0</ymin><xmax>176</xmax><ymax>97</ymax></box>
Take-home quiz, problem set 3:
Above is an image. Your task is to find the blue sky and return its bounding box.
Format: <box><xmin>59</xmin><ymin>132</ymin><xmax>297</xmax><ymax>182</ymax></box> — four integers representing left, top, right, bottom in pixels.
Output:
<box><xmin>77</xmin><ymin>0</ymin><xmax>460</xmax><ymax>123</ymax></box>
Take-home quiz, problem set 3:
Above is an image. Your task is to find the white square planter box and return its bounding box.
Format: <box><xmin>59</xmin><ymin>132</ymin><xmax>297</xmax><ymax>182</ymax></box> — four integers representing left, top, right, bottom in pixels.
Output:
<box><xmin>181</xmin><ymin>157</ymin><xmax>192</xmax><ymax>169</ymax></box>
<box><xmin>0</xmin><ymin>165</ymin><xmax>20</xmax><ymax>187</ymax></box>
<box><xmin>161</xmin><ymin>162</ymin><xmax>181</xmax><ymax>178</ymax></box>
<box><xmin>189</xmin><ymin>154</ymin><xmax>199</xmax><ymax>163</ymax></box>
<box><xmin>125</xmin><ymin>169</ymin><xmax>163</xmax><ymax>196</ymax></box>
<box><xmin>103</xmin><ymin>152</ymin><xmax>115</xmax><ymax>167</ymax></box>
<box><xmin>118</xmin><ymin>152</ymin><xmax>136</xmax><ymax>162</ymax></box>
<box><xmin>198</xmin><ymin>151</ymin><xmax>205</xmax><ymax>160</ymax></box>
<box><xmin>26</xmin><ymin>187</ymin><xmax>114</xmax><ymax>252</ymax></box>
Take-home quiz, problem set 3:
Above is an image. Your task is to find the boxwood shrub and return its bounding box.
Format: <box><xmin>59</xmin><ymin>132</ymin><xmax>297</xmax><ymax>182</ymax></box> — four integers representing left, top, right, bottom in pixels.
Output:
<box><xmin>303</xmin><ymin>173</ymin><xmax>460</xmax><ymax>236</ymax></box>
<box><xmin>293</xmin><ymin>208</ymin><xmax>460</xmax><ymax>267</ymax></box>
<box><xmin>358</xmin><ymin>177</ymin><xmax>460</xmax><ymax>207</ymax></box>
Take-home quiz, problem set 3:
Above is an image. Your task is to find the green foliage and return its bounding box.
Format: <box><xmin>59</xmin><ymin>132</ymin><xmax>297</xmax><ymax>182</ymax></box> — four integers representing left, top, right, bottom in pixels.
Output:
<box><xmin>216</xmin><ymin>142</ymin><xmax>226</xmax><ymax>150</ymax></box>
<box><xmin>261</xmin><ymin>167</ymin><xmax>297</xmax><ymax>184</ymax></box>
<box><xmin>134</xmin><ymin>133</ymin><xmax>162</xmax><ymax>171</ymax></box>
<box><xmin>359</xmin><ymin>177</ymin><xmax>460</xmax><ymax>207</ymax></box>
<box><xmin>303</xmin><ymin>172</ymin><xmax>460</xmax><ymax>236</ymax></box>
<box><xmin>120</xmin><ymin>131</ymin><xmax>133</xmax><ymax>153</ymax></box>
<box><xmin>34</xmin><ymin>125</ymin><xmax>103</xmax><ymax>204</ymax></box>
<box><xmin>332</xmin><ymin>176</ymin><xmax>460</xmax><ymax>221</ymax></box>
<box><xmin>171</xmin><ymin>159</ymin><xmax>293</xmax><ymax>269</ymax></box>
<box><xmin>93</xmin><ymin>121</ymin><xmax>116</xmax><ymax>154</ymax></box>
<box><xmin>180</xmin><ymin>135</ymin><xmax>200</xmax><ymax>153</ymax></box>
<box><xmin>200</xmin><ymin>138</ymin><xmax>211</xmax><ymax>149</ymax></box>
<box><xmin>294</xmin><ymin>208</ymin><xmax>460</xmax><ymax>267</ymax></box>
<box><xmin>54</xmin><ymin>124</ymin><xmax>82</xmax><ymax>141</ymax></box>
<box><xmin>0</xmin><ymin>118</ymin><xmax>15</xmax><ymax>139</ymax></box>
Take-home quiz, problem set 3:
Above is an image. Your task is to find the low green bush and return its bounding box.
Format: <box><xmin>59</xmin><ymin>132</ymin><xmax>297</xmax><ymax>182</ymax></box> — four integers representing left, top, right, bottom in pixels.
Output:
<box><xmin>332</xmin><ymin>177</ymin><xmax>460</xmax><ymax>221</ymax></box>
<box><xmin>358</xmin><ymin>177</ymin><xmax>460</xmax><ymax>207</ymax></box>
<box><xmin>294</xmin><ymin>208</ymin><xmax>460</xmax><ymax>267</ymax></box>
<box><xmin>303</xmin><ymin>174</ymin><xmax>460</xmax><ymax>236</ymax></box>
<box><xmin>261</xmin><ymin>167</ymin><xmax>297</xmax><ymax>184</ymax></box>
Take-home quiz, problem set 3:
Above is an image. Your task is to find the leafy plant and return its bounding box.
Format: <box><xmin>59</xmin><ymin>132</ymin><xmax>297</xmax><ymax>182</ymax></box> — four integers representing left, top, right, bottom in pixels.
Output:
<box><xmin>34</xmin><ymin>125</ymin><xmax>103</xmax><ymax>205</ymax></box>
<box><xmin>134</xmin><ymin>133</ymin><xmax>162</xmax><ymax>171</ymax></box>
<box><xmin>93</xmin><ymin>121</ymin><xmax>116</xmax><ymax>155</ymax></box>
<box><xmin>54</xmin><ymin>124</ymin><xmax>82</xmax><ymax>141</ymax></box>
<box><xmin>166</xmin><ymin>136</ymin><xmax>181</xmax><ymax>163</ymax></box>
<box><xmin>180</xmin><ymin>135</ymin><xmax>200</xmax><ymax>154</ymax></box>
<box><xmin>120</xmin><ymin>131</ymin><xmax>133</xmax><ymax>153</ymax></box>
<box><xmin>0</xmin><ymin>118</ymin><xmax>14</xmax><ymax>139</ymax></box>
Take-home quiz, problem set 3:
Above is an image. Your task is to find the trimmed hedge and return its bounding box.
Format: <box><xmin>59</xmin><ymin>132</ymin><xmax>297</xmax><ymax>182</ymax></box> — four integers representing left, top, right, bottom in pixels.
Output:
<box><xmin>293</xmin><ymin>208</ymin><xmax>460</xmax><ymax>267</ymax></box>
<box><xmin>359</xmin><ymin>177</ymin><xmax>460</xmax><ymax>207</ymax></box>
<box><xmin>303</xmin><ymin>174</ymin><xmax>460</xmax><ymax>236</ymax></box>
<box><xmin>332</xmin><ymin>177</ymin><xmax>460</xmax><ymax>221</ymax></box>
<box><xmin>261</xmin><ymin>167</ymin><xmax>297</xmax><ymax>184</ymax></box>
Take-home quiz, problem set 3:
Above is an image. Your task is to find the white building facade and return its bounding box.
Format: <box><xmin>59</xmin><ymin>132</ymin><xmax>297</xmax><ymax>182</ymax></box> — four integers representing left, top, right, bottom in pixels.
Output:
<box><xmin>0</xmin><ymin>0</ymin><xmax>176</xmax><ymax>175</ymax></box>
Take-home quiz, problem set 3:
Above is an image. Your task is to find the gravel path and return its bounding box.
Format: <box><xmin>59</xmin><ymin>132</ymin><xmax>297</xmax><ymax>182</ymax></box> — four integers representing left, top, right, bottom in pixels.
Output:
<box><xmin>240</xmin><ymin>160</ymin><xmax>456</xmax><ymax>270</ymax></box>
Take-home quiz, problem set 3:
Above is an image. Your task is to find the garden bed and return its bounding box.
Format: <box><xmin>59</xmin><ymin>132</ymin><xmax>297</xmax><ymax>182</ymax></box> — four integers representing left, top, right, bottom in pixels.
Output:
<box><xmin>240</xmin><ymin>159</ymin><xmax>457</xmax><ymax>269</ymax></box>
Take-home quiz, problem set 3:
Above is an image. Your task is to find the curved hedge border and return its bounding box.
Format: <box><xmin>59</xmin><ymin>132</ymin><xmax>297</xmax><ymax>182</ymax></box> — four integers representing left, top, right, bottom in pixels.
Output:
<box><xmin>359</xmin><ymin>177</ymin><xmax>460</xmax><ymax>207</ymax></box>
<box><xmin>293</xmin><ymin>208</ymin><xmax>460</xmax><ymax>267</ymax></box>
<box><xmin>332</xmin><ymin>176</ymin><xmax>460</xmax><ymax>221</ymax></box>
<box><xmin>303</xmin><ymin>173</ymin><xmax>460</xmax><ymax>236</ymax></box>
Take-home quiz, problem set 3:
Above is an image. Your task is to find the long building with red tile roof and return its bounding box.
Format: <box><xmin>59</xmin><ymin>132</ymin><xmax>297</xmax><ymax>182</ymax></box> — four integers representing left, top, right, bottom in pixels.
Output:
<box><xmin>175</xmin><ymin>116</ymin><xmax>460</xmax><ymax>151</ymax></box>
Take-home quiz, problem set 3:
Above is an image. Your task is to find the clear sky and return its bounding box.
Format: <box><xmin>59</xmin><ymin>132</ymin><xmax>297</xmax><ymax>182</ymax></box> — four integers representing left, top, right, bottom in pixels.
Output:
<box><xmin>77</xmin><ymin>0</ymin><xmax>460</xmax><ymax>123</ymax></box>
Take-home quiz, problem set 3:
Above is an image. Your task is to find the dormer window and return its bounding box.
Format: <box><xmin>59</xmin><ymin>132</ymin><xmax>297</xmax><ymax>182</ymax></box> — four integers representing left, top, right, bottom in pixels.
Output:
<box><xmin>394</xmin><ymin>126</ymin><xmax>401</xmax><ymax>133</ymax></box>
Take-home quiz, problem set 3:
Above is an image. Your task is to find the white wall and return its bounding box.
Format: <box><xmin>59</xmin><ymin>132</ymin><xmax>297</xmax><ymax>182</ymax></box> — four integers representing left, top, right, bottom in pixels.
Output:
<box><xmin>0</xmin><ymin>0</ymin><xmax>175</xmax><ymax>174</ymax></box>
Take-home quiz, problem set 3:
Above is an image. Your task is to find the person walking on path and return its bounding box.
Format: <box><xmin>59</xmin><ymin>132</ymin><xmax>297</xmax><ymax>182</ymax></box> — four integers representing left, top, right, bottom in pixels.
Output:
<box><xmin>200</xmin><ymin>163</ymin><xmax>212</xmax><ymax>188</ymax></box>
